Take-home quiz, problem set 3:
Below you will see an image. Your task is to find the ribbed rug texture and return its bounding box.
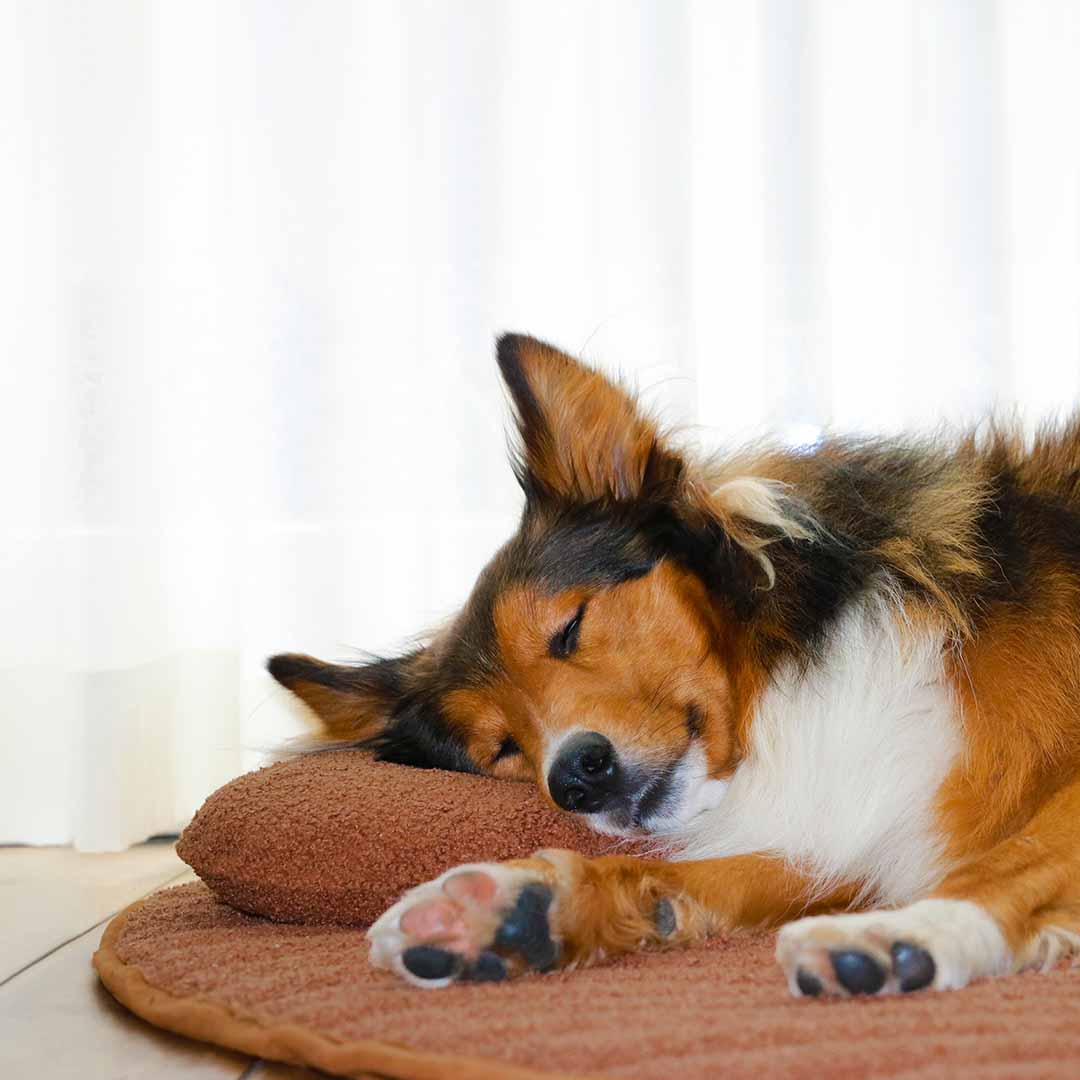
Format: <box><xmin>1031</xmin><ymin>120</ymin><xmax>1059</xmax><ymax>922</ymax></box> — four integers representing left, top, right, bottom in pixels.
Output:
<box><xmin>97</xmin><ymin>882</ymin><xmax>1080</xmax><ymax>1080</ymax></box>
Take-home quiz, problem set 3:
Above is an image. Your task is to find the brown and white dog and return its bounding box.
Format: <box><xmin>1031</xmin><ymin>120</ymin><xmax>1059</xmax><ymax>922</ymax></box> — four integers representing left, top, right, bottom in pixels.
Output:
<box><xmin>269</xmin><ymin>333</ymin><xmax>1080</xmax><ymax>998</ymax></box>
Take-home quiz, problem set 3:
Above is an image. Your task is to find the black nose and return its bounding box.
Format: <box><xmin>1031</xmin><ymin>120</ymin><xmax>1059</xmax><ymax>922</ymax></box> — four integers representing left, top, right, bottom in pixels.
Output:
<box><xmin>547</xmin><ymin>732</ymin><xmax>621</xmax><ymax>813</ymax></box>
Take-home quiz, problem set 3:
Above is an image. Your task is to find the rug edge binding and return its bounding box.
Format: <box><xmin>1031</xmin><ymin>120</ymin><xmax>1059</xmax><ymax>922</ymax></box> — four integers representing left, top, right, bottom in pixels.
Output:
<box><xmin>92</xmin><ymin>890</ymin><xmax>594</xmax><ymax>1080</ymax></box>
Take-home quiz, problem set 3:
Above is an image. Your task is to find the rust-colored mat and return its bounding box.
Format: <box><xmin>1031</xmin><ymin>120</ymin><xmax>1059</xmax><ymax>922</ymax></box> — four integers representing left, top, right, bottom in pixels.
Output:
<box><xmin>95</xmin><ymin>882</ymin><xmax>1080</xmax><ymax>1079</ymax></box>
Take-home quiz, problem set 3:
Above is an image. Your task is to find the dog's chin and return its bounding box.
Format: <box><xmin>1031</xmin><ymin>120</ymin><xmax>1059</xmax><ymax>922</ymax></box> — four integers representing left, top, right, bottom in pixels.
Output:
<box><xmin>583</xmin><ymin>744</ymin><xmax>729</xmax><ymax>839</ymax></box>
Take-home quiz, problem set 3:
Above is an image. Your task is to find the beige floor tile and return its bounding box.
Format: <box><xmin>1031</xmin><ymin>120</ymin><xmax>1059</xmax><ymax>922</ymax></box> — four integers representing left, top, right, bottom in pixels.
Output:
<box><xmin>0</xmin><ymin>844</ymin><xmax>320</xmax><ymax>1077</ymax></box>
<box><xmin>0</xmin><ymin>918</ymin><xmax>251</xmax><ymax>1079</ymax></box>
<box><xmin>0</xmin><ymin>840</ymin><xmax>189</xmax><ymax>982</ymax></box>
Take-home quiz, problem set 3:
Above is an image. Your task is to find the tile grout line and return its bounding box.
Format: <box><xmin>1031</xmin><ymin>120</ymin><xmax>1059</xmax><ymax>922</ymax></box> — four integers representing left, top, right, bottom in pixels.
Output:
<box><xmin>0</xmin><ymin>865</ymin><xmax>193</xmax><ymax>990</ymax></box>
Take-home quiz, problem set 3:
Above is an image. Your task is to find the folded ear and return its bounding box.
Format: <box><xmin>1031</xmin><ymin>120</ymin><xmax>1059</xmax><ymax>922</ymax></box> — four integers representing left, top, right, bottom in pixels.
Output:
<box><xmin>266</xmin><ymin>651</ymin><xmax>416</xmax><ymax>744</ymax></box>
<box><xmin>267</xmin><ymin>650</ymin><xmax>478</xmax><ymax>772</ymax></box>
<box><xmin>496</xmin><ymin>333</ymin><xmax>684</xmax><ymax>504</ymax></box>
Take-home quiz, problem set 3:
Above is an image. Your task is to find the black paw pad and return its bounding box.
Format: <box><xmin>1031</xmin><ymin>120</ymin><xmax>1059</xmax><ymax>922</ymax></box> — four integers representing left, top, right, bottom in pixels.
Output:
<box><xmin>830</xmin><ymin>949</ymin><xmax>886</xmax><ymax>995</ymax></box>
<box><xmin>796</xmin><ymin>968</ymin><xmax>823</xmax><ymax>997</ymax></box>
<box><xmin>892</xmin><ymin>941</ymin><xmax>935</xmax><ymax>992</ymax></box>
<box><xmin>654</xmin><ymin>898</ymin><xmax>677</xmax><ymax>938</ymax></box>
<box><xmin>463</xmin><ymin>950</ymin><xmax>508</xmax><ymax>983</ymax></box>
<box><xmin>402</xmin><ymin>945</ymin><xmax>463</xmax><ymax>981</ymax></box>
<box><xmin>494</xmin><ymin>883</ymin><xmax>558</xmax><ymax>971</ymax></box>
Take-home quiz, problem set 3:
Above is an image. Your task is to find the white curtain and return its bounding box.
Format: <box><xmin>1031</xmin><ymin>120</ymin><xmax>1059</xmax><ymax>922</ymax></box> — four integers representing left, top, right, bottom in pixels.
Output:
<box><xmin>3</xmin><ymin>0</ymin><xmax>1078</xmax><ymax>850</ymax></box>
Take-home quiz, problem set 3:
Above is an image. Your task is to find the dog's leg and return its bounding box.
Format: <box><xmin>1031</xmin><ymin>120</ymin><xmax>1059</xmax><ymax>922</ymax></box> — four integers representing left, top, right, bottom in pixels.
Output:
<box><xmin>367</xmin><ymin>850</ymin><xmax>854</xmax><ymax>988</ymax></box>
<box><xmin>777</xmin><ymin>778</ymin><xmax>1080</xmax><ymax>997</ymax></box>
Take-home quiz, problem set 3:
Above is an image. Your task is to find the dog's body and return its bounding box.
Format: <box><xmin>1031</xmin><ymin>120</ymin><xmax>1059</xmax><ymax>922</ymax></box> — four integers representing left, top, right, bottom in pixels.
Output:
<box><xmin>270</xmin><ymin>334</ymin><xmax>1080</xmax><ymax>997</ymax></box>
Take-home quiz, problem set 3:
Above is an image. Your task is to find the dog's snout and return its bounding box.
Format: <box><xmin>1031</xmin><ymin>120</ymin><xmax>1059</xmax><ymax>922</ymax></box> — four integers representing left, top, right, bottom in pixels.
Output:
<box><xmin>547</xmin><ymin>732</ymin><xmax>621</xmax><ymax>813</ymax></box>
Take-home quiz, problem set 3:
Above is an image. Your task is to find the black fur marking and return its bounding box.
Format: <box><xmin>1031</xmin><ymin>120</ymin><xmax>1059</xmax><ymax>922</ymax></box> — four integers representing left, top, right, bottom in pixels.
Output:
<box><xmin>437</xmin><ymin>503</ymin><xmax>661</xmax><ymax>691</ymax></box>
<box><xmin>497</xmin><ymin>333</ymin><xmax>555</xmax><ymax>502</ymax></box>
<box><xmin>972</xmin><ymin>466</ymin><xmax>1033</xmax><ymax>607</ymax></box>
<box><xmin>685</xmin><ymin>704</ymin><xmax>703</xmax><ymax>739</ymax></box>
<box><xmin>522</xmin><ymin>506</ymin><xmax>659</xmax><ymax>593</ymax></box>
<box><xmin>627</xmin><ymin>504</ymin><xmax>763</xmax><ymax>622</ymax></box>
<box><xmin>755</xmin><ymin>528</ymin><xmax>870</xmax><ymax>664</ymax></box>
<box><xmin>267</xmin><ymin>648</ymin><xmax>479</xmax><ymax>774</ymax></box>
<box><xmin>362</xmin><ymin>694</ymin><xmax>478</xmax><ymax>774</ymax></box>
<box><xmin>382</xmin><ymin>478</ymin><xmax>872</xmax><ymax>762</ymax></box>
<box><xmin>972</xmin><ymin>461</ymin><xmax>1080</xmax><ymax>615</ymax></box>
<box><xmin>279</xmin><ymin>361</ymin><xmax>1080</xmax><ymax>784</ymax></box>
<box><xmin>744</xmin><ymin>444</ymin><xmax>951</xmax><ymax>657</ymax></box>
<box><xmin>796</xmin><ymin>968</ymin><xmax>823</xmax><ymax>997</ymax></box>
<box><xmin>494</xmin><ymin>884</ymin><xmax>558</xmax><ymax>971</ymax></box>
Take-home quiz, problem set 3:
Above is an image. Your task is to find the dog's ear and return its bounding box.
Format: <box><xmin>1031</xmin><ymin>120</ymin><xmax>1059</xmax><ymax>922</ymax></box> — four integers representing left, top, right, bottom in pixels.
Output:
<box><xmin>267</xmin><ymin>650</ymin><xmax>477</xmax><ymax>772</ymax></box>
<box><xmin>267</xmin><ymin>651</ymin><xmax>417</xmax><ymax>744</ymax></box>
<box><xmin>497</xmin><ymin>333</ymin><xmax>684</xmax><ymax>505</ymax></box>
<box><xmin>496</xmin><ymin>334</ymin><xmax>820</xmax><ymax>595</ymax></box>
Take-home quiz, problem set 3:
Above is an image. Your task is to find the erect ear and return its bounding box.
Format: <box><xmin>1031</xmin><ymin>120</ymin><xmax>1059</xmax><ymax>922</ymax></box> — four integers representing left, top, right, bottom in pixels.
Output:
<box><xmin>497</xmin><ymin>333</ymin><xmax>684</xmax><ymax>504</ymax></box>
<box><xmin>266</xmin><ymin>651</ymin><xmax>416</xmax><ymax>744</ymax></box>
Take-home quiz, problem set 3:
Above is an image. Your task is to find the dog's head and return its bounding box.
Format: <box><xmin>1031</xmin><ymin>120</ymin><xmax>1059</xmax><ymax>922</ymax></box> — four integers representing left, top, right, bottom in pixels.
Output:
<box><xmin>269</xmin><ymin>335</ymin><xmax>812</xmax><ymax>836</ymax></box>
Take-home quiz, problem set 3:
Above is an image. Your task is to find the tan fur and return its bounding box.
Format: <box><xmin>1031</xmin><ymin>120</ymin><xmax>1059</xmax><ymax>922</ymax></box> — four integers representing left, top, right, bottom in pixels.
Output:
<box><xmin>505</xmin><ymin>337</ymin><xmax>682</xmax><ymax>504</ymax></box>
<box><xmin>461</xmin><ymin>564</ymin><xmax>737</xmax><ymax>789</ymax></box>
<box><xmin>502</xmin><ymin>849</ymin><xmax>862</xmax><ymax>969</ymax></box>
<box><xmin>277</xmin><ymin>673</ymin><xmax>385</xmax><ymax>743</ymax></box>
<box><xmin>512</xmin><ymin>416</ymin><xmax>1080</xmax><ymax>976</ymax></box>
<box><xmin>278</xmin><ymin>336</ymin><xmax>1080</xmax><ymax>992</ymax></box>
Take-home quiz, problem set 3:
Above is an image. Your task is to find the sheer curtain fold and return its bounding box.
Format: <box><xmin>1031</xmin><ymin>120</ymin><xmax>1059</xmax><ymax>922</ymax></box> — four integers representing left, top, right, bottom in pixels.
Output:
<box><xmin>3</xmin><ymin>0</ymin><xmax>1078</xmax><ymax>849</ymax></box>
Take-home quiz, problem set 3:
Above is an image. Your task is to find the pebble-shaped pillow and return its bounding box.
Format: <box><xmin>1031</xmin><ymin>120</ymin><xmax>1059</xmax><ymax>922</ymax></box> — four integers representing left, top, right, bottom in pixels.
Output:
<box><xmin>177</xmin><ymin>751</ymin><xmax>635</xmax><ymax>926</ymax></box>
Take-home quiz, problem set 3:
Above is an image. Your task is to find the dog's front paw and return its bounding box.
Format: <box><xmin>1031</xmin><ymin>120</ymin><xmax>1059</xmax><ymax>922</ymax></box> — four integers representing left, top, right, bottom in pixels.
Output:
<box><xmin>368</xmin><ymin>849</ymin><xmax>690</xmax><ymax>988</ymax></box>
<box><xmin>776</xmin><ymin>899</ymin><xmax>1010</xmax><ymax>999</ymax></box>
<box><xmin>367</xmin><ymin>853</ymin><xmax>579</xmax><ymax>988</ymax></box>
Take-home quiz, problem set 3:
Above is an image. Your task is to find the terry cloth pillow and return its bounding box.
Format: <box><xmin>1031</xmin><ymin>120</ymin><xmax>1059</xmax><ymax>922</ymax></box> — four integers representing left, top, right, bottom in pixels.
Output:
<box><xmin>177</xmin><ymin>750</ymin><xmax>638</xmax><ymax>927</ymax></box>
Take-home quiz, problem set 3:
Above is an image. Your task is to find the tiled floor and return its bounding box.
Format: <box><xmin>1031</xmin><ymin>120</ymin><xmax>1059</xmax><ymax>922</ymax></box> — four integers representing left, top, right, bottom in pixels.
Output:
<box><xmin>0</xmin><ymin>842</ymin><xmax>318</xmax><ymax>1079</ymax></box>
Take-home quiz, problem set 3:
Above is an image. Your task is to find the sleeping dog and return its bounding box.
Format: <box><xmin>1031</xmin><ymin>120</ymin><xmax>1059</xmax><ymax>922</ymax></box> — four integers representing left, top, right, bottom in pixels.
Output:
<box><xmin>269</xmin><ymin>334</ymin><xmax>1080</xmax><ymax>997</ymax></box>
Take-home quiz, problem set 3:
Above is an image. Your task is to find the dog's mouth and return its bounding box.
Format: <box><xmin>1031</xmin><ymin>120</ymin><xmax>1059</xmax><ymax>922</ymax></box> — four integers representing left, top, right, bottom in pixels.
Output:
<box><xmin>583</xmin><ymin>744</ymin><xmax>729</xmax><ymax>838</ymax></box>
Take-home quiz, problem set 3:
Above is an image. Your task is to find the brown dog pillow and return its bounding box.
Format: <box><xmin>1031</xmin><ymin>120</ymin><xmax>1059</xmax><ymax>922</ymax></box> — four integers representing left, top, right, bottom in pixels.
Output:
<box><xmin>178</xmin><ymin>750</ymin><xmax>637</xmax><ymax>926</ymax></box>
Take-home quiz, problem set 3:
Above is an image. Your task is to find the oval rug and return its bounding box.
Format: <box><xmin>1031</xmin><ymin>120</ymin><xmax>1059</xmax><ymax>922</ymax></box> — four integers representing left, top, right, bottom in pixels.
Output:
<box><xmin>94</xmin><ymin>882</ymin><xmax>1080</xmax><ymax>1080</ymax></box>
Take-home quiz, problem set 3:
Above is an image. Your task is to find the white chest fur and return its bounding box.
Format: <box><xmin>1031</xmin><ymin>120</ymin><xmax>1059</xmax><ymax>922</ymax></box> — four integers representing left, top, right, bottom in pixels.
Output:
<box><xmin>676</xmin><ymin>596</ymin><xmax>962</xmax><ymax>906</ymax></box>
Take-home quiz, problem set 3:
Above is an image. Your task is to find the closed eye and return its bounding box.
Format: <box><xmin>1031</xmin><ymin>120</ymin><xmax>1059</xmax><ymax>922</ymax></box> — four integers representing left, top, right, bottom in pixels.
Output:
<box><xmin>549</xmin><ymin>602</ymin><xmax>586</xmax><ymax>659</ymax></box>
<box><xmin>492</xmin><ymin>735</ymin><xmax>521</xmax><ymax>763</ymax></box>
